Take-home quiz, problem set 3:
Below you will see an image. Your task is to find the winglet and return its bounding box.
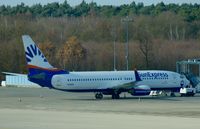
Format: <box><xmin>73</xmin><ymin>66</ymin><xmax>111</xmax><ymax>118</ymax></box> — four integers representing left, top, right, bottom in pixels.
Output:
<box><xmin>135</xmin><ymin>70</ymin><xmax>142</xmax><ymax>81</ymax></box>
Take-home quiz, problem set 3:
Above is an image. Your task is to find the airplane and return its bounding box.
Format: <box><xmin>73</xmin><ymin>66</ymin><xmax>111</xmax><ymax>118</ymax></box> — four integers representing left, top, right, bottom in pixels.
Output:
<box><xmin>21</xmin><ymin>35</ymin><xmax>190</xmax><ymax>99</ymax></box>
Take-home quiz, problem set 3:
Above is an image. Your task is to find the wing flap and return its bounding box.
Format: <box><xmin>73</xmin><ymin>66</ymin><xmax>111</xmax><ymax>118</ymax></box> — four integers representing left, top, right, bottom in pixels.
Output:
<box><xmin>111</xmin><ymin>81</ymin><xmax>136</xmax><ymax>89</ymax></box>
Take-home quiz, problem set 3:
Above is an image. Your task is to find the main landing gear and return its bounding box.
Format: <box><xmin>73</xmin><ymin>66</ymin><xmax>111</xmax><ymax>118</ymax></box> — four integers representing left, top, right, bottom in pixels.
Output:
<box><xmin>112</xmin><ymin>93</ymin><xmax>120</xmax><ymax>99</ymax></box>
<box><xmin>95</xmin><ymin>93</ymin><xmax>103</xmax><ymax>99</ymax></box>
<box><xmin>95</xmin><ymin>92</ymin><xmax>120</xmax><ymax>99</ymax></box>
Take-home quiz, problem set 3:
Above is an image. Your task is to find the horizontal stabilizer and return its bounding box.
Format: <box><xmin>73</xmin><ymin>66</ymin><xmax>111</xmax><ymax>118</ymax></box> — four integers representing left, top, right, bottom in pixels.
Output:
<box><xmin>2</xmin><ymin>72</ymin><xmax>27</xmax><ymax>76</ymax></box>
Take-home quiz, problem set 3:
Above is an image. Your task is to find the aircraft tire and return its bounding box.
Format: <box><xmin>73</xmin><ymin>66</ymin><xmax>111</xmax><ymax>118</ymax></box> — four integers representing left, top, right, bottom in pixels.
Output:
<box><xmin>180</xmin><ymin>94</ymin><xmax>184</xmax><ymax>97</ymax></box>
<box><xmin>112</xmin><ymin>94</ymin><xmax>120</xmax><ymax>99</ymax></box>
<box><xmin>95</xmin><ymin>93</ymin><xmax>103</xmax><ymax>99</ymax></box>
<box><xmin>191</xmin><ymin>93</ymin><xmax>195</xmax><ymax>97</ymax></box>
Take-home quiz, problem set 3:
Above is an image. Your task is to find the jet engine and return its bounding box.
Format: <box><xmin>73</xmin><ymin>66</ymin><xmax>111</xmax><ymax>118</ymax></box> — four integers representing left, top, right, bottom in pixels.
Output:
<box><xmin>130</xmin><ymin>85</ymin><xmax>151</xmax><ymax>96</ymax></box>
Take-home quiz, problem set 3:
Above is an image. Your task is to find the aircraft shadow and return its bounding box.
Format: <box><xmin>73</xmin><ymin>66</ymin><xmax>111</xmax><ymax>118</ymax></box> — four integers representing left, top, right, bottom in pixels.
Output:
<box><xmin>62</xmin><ymin>96</ymin><xmax>182</xmax><ymax>101</ymax></box>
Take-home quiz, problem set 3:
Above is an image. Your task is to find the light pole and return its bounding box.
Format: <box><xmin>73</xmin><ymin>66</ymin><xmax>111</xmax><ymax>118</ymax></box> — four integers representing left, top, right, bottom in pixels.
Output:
<box><xmin>111</xmin><ymin>24</ymin><xmax>117</xmax><ymax>71</ymax></box>
<box><xmin>113</xmin><ymin>32</ymin><xmax>116</xmax><ymax>71</ymax></box>
<box><xmin>121</xmin><ymin>16</ymin><xmax>133</xmax><ymax>71</ymax></box>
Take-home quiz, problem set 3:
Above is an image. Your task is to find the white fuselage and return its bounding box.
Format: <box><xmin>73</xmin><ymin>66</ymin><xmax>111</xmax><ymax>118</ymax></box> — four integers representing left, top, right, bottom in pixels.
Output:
<box><xmin>51</xmin><ymin>70</ymin><xmax>189</xmax><ymax>91</ymax></box>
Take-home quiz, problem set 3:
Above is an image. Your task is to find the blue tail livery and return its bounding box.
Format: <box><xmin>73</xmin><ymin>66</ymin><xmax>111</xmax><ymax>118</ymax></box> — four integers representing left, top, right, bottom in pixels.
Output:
<box><xmin>22</xmin><ymin>35</ymin><xmax>68</xmax><ymax>87</ymax></box>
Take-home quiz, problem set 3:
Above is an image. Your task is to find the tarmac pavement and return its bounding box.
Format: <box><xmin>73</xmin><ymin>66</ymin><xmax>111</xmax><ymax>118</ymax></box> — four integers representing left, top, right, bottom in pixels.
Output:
<box><xmin>0</xmin><ymin>87</ymin><xmax>200</xmax><ymax>129</ymax></box>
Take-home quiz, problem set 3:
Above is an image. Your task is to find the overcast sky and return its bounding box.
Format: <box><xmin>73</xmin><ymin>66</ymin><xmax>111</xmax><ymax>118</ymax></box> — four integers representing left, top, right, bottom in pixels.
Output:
<box><xmin>0</xmin><ymin>0</ymin><xmax>200</xmax><ymax>6</ymax></box>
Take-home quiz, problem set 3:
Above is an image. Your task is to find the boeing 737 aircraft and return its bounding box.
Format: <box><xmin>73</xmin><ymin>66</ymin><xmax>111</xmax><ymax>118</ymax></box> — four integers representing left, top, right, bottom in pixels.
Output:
<box><xmin>21</xmin><ymin>35</ymin><xmax>190</xmax><ymax>99</ymax></box>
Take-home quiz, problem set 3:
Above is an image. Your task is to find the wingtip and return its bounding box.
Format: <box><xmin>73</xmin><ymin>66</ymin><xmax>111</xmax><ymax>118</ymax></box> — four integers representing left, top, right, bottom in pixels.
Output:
<box><xmin>22</xmin><ymin>35</ymin><xmax>30</xmax><ymax>39</ymax></box>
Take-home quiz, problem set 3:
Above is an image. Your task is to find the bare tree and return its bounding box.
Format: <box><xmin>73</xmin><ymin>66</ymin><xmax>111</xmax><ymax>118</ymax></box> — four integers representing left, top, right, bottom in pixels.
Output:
<box><xmin>137</xmin><ymin>25</ymin><xmax>153</xmax><ymax>69</ymax></box>
<box><xmin>56</xmin><ymin>36</ymin><xmax>87</xmax><ymax>71</ymax></box>
<box><xmin>38</xmin><ymin>41</ymin><xmax>57</xmax><ymax>66</ymax></box>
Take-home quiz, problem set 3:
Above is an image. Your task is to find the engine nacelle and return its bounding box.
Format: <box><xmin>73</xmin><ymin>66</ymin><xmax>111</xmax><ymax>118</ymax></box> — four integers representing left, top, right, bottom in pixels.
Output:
<box><xmin>130</xmin><ymin>85</ymin><xmax>151</xmax><ymax>96</ymax></box>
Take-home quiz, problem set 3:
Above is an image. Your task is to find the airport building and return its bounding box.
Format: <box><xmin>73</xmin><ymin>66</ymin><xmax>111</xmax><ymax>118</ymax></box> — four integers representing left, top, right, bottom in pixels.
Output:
<box><xmin>1</xmin><ymin>73</ymin><xmax>40</xmax><ymax>88</ymax></box>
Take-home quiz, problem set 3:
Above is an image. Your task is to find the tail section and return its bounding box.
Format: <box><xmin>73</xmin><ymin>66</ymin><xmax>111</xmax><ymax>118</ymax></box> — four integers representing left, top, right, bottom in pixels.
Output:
<box><xmin>22</xmin><ymin>35</ymin><xmax>54</xmax><ymax>70</ymax></box>
<box><xmin>22</xmin><ymin>35</ymin><xmax>68</xmax><ymax>87</ymax></box>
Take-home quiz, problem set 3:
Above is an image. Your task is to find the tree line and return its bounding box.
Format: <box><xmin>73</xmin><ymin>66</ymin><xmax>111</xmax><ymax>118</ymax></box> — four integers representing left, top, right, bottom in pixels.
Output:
<box><xmin>0</xmin><ymin>1</ymin><xmax>200</xmax><ymax>22</ymax></box>
<box><xmin>0</xmin><ymin>1</ymin><xmax>200</xmax><ymax>81</ymax></box>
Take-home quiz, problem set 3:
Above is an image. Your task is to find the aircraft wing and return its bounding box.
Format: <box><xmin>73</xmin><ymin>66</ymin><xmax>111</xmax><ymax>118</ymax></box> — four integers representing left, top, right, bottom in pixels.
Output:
<box><xmin>111</xmin><ymin>81</ymin><xmax>137</xmax><ymax>89</ymax></box>
<box><xmin>110</xmin><ymin>70</ymin><xmax>141</xmax><ymax>90</ymax></box>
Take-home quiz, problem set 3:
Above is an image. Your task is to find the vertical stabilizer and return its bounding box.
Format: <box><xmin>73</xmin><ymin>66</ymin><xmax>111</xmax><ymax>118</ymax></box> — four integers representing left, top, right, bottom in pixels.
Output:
<box><xmin>22</xmin><ymin>35</ymin><xmax>68</xmax><ymax>87</ymax></box>
<box><xmin>22</xmin><ymin>35</ymin><xmax>54</xmax><ymax>69</ymax></box>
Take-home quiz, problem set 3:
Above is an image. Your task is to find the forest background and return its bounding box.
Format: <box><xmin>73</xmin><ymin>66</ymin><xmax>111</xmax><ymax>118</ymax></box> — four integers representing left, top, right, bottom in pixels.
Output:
<box><xmin>1</xmin><ymin>1</ymin><xmax>200</xmax><ymax>80</ymax></box>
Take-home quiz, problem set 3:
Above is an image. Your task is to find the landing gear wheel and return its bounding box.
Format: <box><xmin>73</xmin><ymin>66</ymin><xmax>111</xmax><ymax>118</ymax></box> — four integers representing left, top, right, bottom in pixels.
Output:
<box><xmin>112</xmin><ymin>94</ymin><xmax>120</xmax><ymax>99</ymax></box>
<box><xmin>95</xmin><ymin>93</ymin><xmax>103</xmax><ymax>99</ymax></box>
<box><xmin>190</xmin><ymin>91</ymin><xmax>195</xmax><ymax>97</ymax></box>
<box><xmin>180</xmin><ymin>94</ymin><xmax>184</xmax><ymax>97</ymax></box>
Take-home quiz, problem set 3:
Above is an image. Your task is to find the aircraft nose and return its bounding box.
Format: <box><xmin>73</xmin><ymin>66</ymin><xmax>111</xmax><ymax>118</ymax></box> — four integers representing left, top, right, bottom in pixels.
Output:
<box><xmin>185</xmin><ymin>79</ymin><xmax>190</xmax><ymax>86</ymax></box>
<box><xmin>180</xmin><ymin>78</ymin><xmax>190</xmax><ymax>88</ymax></box>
